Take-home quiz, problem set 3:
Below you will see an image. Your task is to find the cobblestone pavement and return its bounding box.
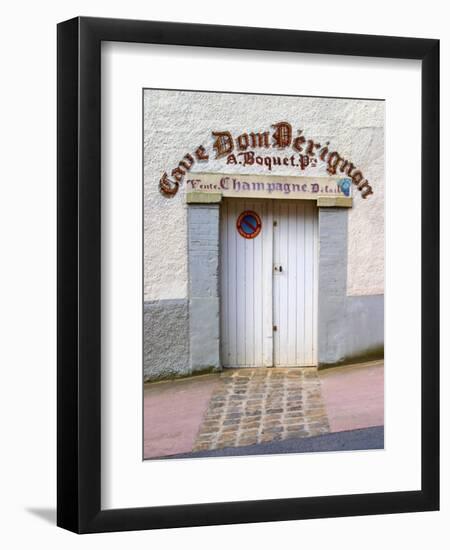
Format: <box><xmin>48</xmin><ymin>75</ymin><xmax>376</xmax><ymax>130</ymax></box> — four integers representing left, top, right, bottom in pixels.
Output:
<box><xmin>193</xmin><ymin>368</ymin><xmax>330</xmax><ymax>452</ymax></box>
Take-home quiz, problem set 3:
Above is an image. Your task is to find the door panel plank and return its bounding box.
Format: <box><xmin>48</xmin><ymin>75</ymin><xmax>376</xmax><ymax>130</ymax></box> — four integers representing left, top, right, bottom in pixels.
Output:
<box><xmin>288</xmin><ymin>202</ymin><xmax>298</xmax><ymax>366</ymax></box>
<box><xmin>244</xmin><ymin>200</ymin><xmax>254</xmax><ymax>366</ymax></box>
<box><xmin>280</xmin><ymin>202</ymin><xmax>289</xmax><ymax>366</ymax></box>
<box><xmin>304</xmin><ymin>202</ymin><xmax>314</xmax><ymax>365</ymax></box>
<box><xmin>253</xmin><ymin>201</ymin><xmax>264</xmax><ymax>366</ymax></box>
<box><xmin>220</xmin><ymin>198</ymin><xmax>272</xmax><ymax>367</ymax></box>
<box><xmin>272</xmin><ymin>201</ymin><xmax>280</xmax><ymax>366</ymax></box>
<box><xmin>274</xmin><ymin>200</ymin><xmax>318</xmax><ymax>366</ymax></box>
<box><xmin>262</xmin><ymin>201</ymin><xmax>273</xmax><ymax>367</ymax></box>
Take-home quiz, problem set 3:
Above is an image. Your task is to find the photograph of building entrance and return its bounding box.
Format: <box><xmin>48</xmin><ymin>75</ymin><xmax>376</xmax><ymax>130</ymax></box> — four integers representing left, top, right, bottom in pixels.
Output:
<box><xmin>143</xmin><ymin>89</ymin><xmax>384</xmax><ymax>460</ymax></box>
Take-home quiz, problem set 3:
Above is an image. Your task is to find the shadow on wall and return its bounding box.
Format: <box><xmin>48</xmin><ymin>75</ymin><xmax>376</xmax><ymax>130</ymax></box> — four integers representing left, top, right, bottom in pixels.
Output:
<box><xmin>318</xmin><ymin>345</ymin><xmax>384</xmax><ymax>370</ymax></box>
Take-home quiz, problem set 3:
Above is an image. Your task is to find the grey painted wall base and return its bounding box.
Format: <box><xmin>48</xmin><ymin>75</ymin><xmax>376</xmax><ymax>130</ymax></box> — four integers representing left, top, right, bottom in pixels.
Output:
<box><xmin>143</xmin><ymin>296</ymin><xmax>221</xmax><ymax>381</ymax></box>
<box><xmin>189</xmin><ymin>297</ymin><xmax>221</xmax><ymax>373</ymax></box>
<box><xmin>318</xmin><ymin>208</ymin><xmax>384</xmax><ymax>367</ymax></box>
<box><xmin>318</xmin><ymin>294</ymin><xmax>384</xmax><ymax>368</ymax></box>
<box><xmin>143</xmin><ymin>299</ymin><xmax>190</xmax><ymax>381</ymax></box>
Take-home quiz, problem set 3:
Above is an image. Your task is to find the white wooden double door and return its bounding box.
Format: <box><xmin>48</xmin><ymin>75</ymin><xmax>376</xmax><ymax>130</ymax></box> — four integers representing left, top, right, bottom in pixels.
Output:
<box><xmin>220</xmin><ymin>198</ymin><xmax>318</xmax><ymax>368</ymax></box>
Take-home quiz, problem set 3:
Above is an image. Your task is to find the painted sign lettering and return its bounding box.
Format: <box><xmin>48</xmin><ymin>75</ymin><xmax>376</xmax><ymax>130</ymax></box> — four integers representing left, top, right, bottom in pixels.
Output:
<box><xmin>160</xmin><ymin>121</ymin><xmax>373</xmax><ymax>199</ymax></box>
<box><xmin>186</xmin><ymin>173</ymin><xmax>352</xmax><ymax>203</ymax></box>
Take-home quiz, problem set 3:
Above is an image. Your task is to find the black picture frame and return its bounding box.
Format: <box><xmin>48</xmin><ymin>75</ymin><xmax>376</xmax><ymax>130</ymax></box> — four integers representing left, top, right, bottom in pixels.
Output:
<box><xmin>57</xmin><ymin>16</ymin><xmax>439</xmax><ymax>533</ymax></box>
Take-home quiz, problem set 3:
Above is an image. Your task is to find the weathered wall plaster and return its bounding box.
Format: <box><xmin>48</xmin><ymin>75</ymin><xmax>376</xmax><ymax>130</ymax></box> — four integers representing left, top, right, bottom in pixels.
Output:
<box><xmin>143</xmin><ymin>299</ymin><xmax>190</xmax><ymax>380</ymax></box>
<box><xmin>143</xmin><ymin>90</ymin><xmax>384</xmax><ymax>379</ymax></box>
<box><xmin>144</xmin><ymin>89</ymin><xmax>384</xmax><ymax>301</ymax></box>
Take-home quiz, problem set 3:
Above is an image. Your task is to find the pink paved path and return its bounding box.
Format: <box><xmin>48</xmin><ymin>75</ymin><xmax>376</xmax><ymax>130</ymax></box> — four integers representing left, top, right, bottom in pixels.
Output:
<box><xmin>144</xmin><ymin>361</ymin><xmax>384</xmax><ymax>459</ymax></box>
<box><xmin>319</xmin><ymin>361</ymin><xmax>384</xmax><ymax>433</ymax></box>
<box><xmin>144</xmin><ymin>374</ymin><xmax>219</xmax><ymax>459</ymax></box>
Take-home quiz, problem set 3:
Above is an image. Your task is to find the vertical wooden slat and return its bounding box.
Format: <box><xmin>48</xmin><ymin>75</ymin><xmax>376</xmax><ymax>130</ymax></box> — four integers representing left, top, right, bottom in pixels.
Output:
<box><xmin>296</xmin><ymin>201</ymin><xmax>306</xmax><ymax>366</ymax></box>
<box><xmin>244</xmin><ymin>200</ymin><xmax>254</xmax><ymax>366</ymax></box>
<box><xmin>304</xmin><ymin>202</ymin><xmax>314</xmax><ymax>365</ymax></box>
<box><xmin>236</xmin><ymin>201</ymin><xmax>246</xmax><ymax>364</ymax></box>
<box><xmin>280</xmin><ymin>202</ymin><xmax>289</xmax><ymax>366</ymax></box>
<box><xmin>272</xmin><ymin>201</ymin><xmax>279</xmax><ymax>365</ymax></box>
<box><xmin>312</xmin><ymin>203</ymin><xmax>319</xmax><ymax>365</ymax></box>
<box><xmin>253</xmin><ymin>201</ymin><xmax>264</xmax><ymax>366</ymax></box>
<box><xmin>288</xmin><ymin>202</ymin><xmax>298</xmax><ymax>365</ymax></box>
<box><xmin>262</xmin><ymin>201</ymin><xmax>274</xmax><ymax>367</ymax></box>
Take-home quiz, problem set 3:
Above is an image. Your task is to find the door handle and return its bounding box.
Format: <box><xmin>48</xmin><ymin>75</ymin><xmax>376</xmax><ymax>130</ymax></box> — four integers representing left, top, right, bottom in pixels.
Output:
<box><xmin>274</xmin><ymin>265</ymin><xmax>283</xmax><ymax>272</ymax></box>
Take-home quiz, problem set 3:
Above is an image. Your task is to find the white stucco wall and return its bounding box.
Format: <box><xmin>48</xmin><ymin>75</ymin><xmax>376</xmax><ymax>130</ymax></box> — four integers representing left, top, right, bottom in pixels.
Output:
<box><xmin>144</xmin><ymin>89</ymin><xmax>384</xmax><ymax>301</ymax></box>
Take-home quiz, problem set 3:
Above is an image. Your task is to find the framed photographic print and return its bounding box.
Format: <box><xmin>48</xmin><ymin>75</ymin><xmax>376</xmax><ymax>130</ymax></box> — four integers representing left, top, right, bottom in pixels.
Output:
<box><xmin>57</xmin><ymin>17</ymin><xmax>439</xmax><ymax>533</ymax></box>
